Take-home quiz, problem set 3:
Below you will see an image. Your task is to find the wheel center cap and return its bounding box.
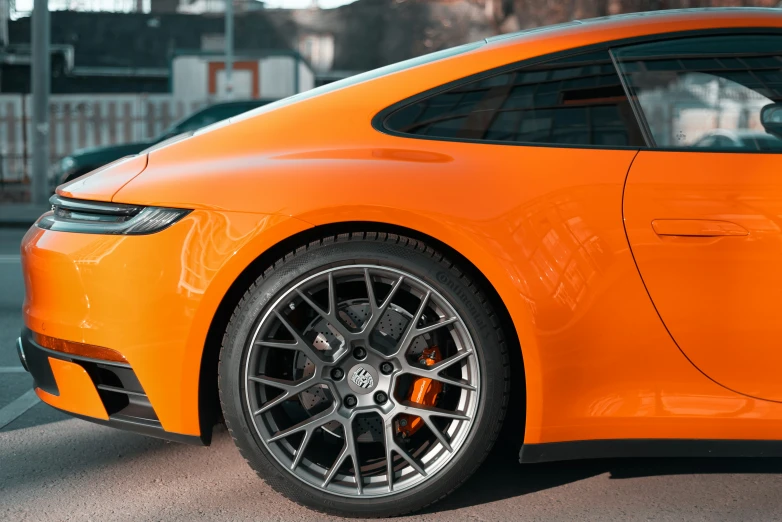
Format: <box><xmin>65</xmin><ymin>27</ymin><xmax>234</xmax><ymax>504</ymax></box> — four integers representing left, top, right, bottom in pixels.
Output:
<box><xmin>347</xmin><ymin>363</ymin><xmax>379</xmax><ymax>394</ymax></box>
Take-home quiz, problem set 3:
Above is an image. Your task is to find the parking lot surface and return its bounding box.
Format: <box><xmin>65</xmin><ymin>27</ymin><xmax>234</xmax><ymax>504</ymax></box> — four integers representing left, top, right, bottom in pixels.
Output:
<box><xmin>3</xmin><ymin>227</ymin><xmax>782</xmax><ymax>521</ymax></box>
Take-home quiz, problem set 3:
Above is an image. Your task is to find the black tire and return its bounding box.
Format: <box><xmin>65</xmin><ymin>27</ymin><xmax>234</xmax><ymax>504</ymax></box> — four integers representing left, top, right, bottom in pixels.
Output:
<box><xmin>218</xmin><ymin>232</ymin><xmax>511</xmax><ymax>518</ymax></box>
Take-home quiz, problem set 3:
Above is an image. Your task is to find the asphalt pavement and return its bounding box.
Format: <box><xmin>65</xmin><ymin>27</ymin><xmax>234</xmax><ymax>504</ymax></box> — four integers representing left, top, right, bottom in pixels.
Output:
<box><xmin>3</xmin><ymin>226</ymin><xmax>782</xmax><ymax>521</ymax></box>
<box><xmin>0</xmin><ymin>228</ymin><xmax>26</xmax><ymax>310</ymax></box>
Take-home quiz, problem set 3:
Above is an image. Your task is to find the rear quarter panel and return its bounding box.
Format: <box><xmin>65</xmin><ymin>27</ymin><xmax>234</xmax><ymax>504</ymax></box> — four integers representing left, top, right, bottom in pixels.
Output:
<box><xmin>112</xmin><ymin>10</ymin><xmax>782</xmax><ymax>442</ymax></box>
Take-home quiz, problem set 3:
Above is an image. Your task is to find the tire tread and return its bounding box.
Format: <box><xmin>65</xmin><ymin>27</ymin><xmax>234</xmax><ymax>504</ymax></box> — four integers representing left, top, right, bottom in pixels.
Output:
<box><xmin>218</xmin><ymin>232</ymin><xmax>511</xmax><ymax>518</ymax></box>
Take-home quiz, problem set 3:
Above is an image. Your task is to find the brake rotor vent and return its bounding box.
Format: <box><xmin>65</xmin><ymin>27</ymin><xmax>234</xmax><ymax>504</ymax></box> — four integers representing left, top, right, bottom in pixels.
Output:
<box><xmin>356</xmin><ymin>415</ymin><xmax>384</xmax><ymax>443</ymax></box>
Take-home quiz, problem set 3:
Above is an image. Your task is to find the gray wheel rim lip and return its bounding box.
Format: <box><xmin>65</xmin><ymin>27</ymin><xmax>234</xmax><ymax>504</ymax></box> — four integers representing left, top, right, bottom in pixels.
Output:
<box><xmin>242</xmin><ymin>264</ymin><xmax>482</xmax><ymax>498</ymax></box>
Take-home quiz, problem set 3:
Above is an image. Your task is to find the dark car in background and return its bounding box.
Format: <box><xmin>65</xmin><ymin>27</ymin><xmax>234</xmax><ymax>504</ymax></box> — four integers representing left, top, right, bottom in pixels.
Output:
<box><xmin>48</xmin><ymin>99</ymin><xmax>274</xmax><ymax>190</ymax></box>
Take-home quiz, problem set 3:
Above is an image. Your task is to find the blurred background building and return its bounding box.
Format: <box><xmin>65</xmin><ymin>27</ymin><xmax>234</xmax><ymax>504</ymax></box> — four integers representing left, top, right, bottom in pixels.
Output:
<box><xmin>0</xmin><ymin>0</ymin><xmax>779</xmax><ymax>202</ymax></box>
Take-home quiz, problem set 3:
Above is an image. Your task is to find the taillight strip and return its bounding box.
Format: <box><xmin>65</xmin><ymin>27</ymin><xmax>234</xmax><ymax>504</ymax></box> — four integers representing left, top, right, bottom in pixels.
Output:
<box><xmin>33</xmin><ymin>332</ymin><xmax>128</xmax><ymax>364</ymax></box>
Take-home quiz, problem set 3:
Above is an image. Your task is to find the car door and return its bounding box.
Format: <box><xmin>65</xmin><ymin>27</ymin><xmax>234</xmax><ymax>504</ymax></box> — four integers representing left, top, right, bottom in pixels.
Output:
<box><xmin>617</xmin><ymin>33</ymin><xmax>782</xmax><ymax>401</ymax></box>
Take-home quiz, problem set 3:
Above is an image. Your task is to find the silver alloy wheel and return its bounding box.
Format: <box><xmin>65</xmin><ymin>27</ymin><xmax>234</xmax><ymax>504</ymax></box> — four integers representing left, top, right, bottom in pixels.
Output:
<box><xmin>243</xmin><ymin>265</ymin><xmax>481</xmax><ymax>497</ymax></box>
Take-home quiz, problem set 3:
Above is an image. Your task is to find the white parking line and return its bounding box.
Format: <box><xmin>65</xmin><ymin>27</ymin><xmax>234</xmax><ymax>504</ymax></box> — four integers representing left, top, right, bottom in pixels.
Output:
<box><xmin>0</xmin><ymin>389</ymin><xmax>39</xmax><ymax>430</ymax></box>
<box><xmin>0</xmin><ymin>367</ymin><xmax>27</xmax><ymax>374</ymax></box>
<box><xmin>0</xmin><ymin>255</ymin><xmax>20</xmax><ymax>263</ymax></box>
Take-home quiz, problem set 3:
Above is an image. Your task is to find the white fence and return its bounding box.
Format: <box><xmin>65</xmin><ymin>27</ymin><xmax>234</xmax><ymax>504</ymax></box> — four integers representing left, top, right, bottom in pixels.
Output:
<box><xmin>0</xmin><ymin>94</ymin><xmax>206</xmax><ymax>193</ymax></box>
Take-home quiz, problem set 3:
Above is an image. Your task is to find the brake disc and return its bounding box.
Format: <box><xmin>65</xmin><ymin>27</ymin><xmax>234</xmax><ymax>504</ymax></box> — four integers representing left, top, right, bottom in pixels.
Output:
<box><xmin>293</xmin><ymin>299</ymin><xmax>429</xmax><ymax>442</ymax></box>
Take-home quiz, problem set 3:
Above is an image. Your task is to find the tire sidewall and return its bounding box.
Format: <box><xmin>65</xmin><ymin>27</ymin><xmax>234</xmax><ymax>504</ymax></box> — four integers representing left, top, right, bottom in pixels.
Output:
<box><xmin>219</xmin><ymin>236</ymin><xmax>508</xmax><ymax>516</ymax></box>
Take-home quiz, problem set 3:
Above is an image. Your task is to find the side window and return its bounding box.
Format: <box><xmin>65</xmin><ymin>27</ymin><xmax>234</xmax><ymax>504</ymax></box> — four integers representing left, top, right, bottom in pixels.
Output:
<box><xmin>384</xmin><ymin>50</ymin><xmax>646</xmax><ymax>147</ymax></box>
<box><xmin>613</xmin><ymin>34</ymin><xmax>782</xmax><ymax>151</ymax></box>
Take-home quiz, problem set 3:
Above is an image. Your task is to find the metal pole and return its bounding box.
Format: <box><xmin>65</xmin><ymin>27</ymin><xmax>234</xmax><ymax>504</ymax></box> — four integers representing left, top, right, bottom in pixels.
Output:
<box><xmin>0</xmin><ymin>0</ymin><xmax>10</xmax><ymax>47</ymax></box>
<box><xmin>31</xmin><ymin>0</ymin><xmax>50</xmax><ymax>204</ymax></box>
<box><xmin>224</xmin><ymin>0</ymin><xmax>233</xmax><ymax>99</ymax></box>
<box><xmin>0</xmin><ymin>0</ymin><xmax>8</xmax><ymax>101</ymax></box>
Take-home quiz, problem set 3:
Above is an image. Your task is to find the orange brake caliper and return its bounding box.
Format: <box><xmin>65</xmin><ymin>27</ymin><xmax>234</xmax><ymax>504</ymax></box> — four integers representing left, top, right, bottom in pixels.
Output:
<box><xmin>396</xmin><ymin>346</ymin><xmax>442</xmax><ymax>438</ymax></box>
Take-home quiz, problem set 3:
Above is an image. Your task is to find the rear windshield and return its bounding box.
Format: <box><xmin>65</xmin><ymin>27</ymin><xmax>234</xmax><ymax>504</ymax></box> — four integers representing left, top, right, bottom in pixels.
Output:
<box><xmin>225</xmin><ymin>41</ymin><xmax>485</xmax><ymax>126</ymax></box>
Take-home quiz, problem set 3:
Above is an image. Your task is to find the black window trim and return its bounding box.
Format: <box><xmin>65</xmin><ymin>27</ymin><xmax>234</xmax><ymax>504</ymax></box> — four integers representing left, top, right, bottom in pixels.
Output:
<box><xmin>372</xmin><ymin>27</ymin><xmax>782</xmax><ymax>153</ymax></box>
<box><xmin>608</xmin><ymin>47</ymin><xmax>657</xmax><ymax>148</ymax></box>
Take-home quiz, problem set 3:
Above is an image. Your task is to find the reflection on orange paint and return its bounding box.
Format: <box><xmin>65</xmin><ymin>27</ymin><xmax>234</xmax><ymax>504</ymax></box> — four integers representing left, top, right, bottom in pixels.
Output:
<box><xmin>58</xmin><ymin>153</ymin><xmax>148</xmax><ymax>201</ymax></box>
<box><xmin>22</xmin><ymin>10</ymin><xmax>782</xmax><ymax>445</ymax></box>
<box><xmin>625</xmin><ymin>151</ymin><xmax>782</xmax><ymax>402</ymax></box>
<box><xmin>23</xmin><ymin>211</ymin><xmax>312</xmax><ymax>435</ymax></box>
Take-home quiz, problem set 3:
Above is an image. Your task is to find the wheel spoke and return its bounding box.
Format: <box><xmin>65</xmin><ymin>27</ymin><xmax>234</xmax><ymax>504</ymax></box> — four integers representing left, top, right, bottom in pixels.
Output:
<box><xmin>399</xmin><ymin>401</ymin><xmax>471</xmax><ymax>422</ymax></box>
<box><xmin>249</xmin><ymin>375</ymin><xmax>315</xmax><ymax>415</ymax></box>
<box><xmin>254</xmin><ymin>340</ymin><xmax>298</xmax><ymax>350</ymax></box>
<box><xmin>364</xmin><ymin>268</ymin><xmax>377</xmax><ymax>311</ymax></box>
<box><xmin>429</xmin><ymin>349</ymin><xmax>473</xmax><ymax>373</ymax></box>
<box><xmin>362</xmin><ymin>274</ymin><xmax>404</xmax><ymax>334</ymax></box>
<box><xmin>394</xmin><ymin>444</ymin><xmax>426</xmax><ymax>477</ymax></box>
<box><xmin>383</xmin><ymin>420</ymin><xmax>396</xmax><ymax>492</ymax></box>
<box><xmin>268</xmin><ymin>406</ymin><xmax>336</xmax><ymax>443</ymax></box>
<box><xmin>383</xmin><ymin>419</ymin><xmax>427</xmax><ymax>479</ymax></box>
<box><xmin>272</xmin><ymin>310</ymin><xmax>323</xmax><ymax>363</ymax></box>
<box><xmin>249</xmin><ymin>374</ymin><xmax>310</xmax><ymax>391</ymax></box>
<box><xmin>402</xmin><ymin>362</ymin><xmax>477</xmax><ymax>391</ymax></box>
<box><xmin>295</xmin><ymin>288</ymin><xmax>331</xmax><ymax>323</ymax></box>
<box><xmin>342</xmin><ymin>420</ymin><xmax>363</xmax><ymax>495</ymax></box>
<box><xmin>327</xmin><ymin>272</ymin><xmax>337</xmax><ymax>318</ymax></box>
<box><xmin>393</xmin><ymin>312</ymin><xmax>457</xmax><ymax>360</ymax></box>
<box><xmin>290</xmin><ymin>429</ymin><xmax>312</xmax><ymax>470</ymax></box>
<box><xmin>253</xmin><ymin>393</ymin><xmax>290</xmax><ymax>415</ymax></box>
<box><xmin>390</xmin><ymin>291</ymin><xmax>430</xmax><ymax>357</ymax></box>
<box><xmin>294</xmin><ymin>274</ymin><xmax>351</xmax><ymax>341</ymax></box>
<box><xmin>322</xmin><ymin>443</ymin><xmax>349</xmax><ymax>488</ymax></box>
<box><xmin>319</xmin><ymin>419</ymin><xmax>363</xmax><ymax>492</ymax></box>
<box><xmin>248</xmin><ymin>265</ymin><xmax>481</xmax><ymax>497</ymax></box>
<box><xmin>415</xmin><ymin>316</ymin><xmax>458</xmax><ymax>336</ymax></box>
<box><xmin>421</xmin><ymin>415</ymin><xmax>453</xmax><ymax>453</ymax></box>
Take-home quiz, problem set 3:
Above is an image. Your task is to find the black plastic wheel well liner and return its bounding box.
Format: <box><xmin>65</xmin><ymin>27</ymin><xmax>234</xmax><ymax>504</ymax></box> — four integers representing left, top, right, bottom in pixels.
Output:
<box><xmin>199</xmin><ymin>221</ymin><xmax>525</xmax><ymax>446</ymax></box>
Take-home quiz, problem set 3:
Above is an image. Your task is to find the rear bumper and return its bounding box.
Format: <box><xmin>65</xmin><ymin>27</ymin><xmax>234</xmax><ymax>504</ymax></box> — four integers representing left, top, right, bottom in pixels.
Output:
<box><xmin>19</xmin><ymin>327</ymin><xmax>203</xmax><ymax>445</ymax></box>
<box><xmin>20</xmin><ymin>209</ymin><xmax>310</xmax><ymax>440</ymax></box>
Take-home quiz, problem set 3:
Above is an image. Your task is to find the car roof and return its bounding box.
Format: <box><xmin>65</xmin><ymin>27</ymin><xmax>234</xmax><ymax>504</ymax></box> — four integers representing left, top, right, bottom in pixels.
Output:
<box><xmin>226</xmin><ymin>8</ymin><xmax>782</xmax><ymax>130</ymax></box>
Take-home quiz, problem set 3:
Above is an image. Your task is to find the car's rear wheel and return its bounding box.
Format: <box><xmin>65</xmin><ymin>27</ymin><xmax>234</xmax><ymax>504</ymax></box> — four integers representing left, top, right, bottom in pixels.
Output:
<box><xmin>219</xmin><ymin>232</ymin><xmax>510</xmax><ymax>517</ymax></box>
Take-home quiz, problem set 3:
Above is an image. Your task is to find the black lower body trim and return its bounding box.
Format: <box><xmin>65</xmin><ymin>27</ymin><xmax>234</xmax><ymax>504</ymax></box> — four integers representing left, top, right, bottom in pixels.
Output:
<box><xmin>520</xmin><ymin>439</ymin><xmax>782</xmax><ymax>463</ymax></box>
<box><xmin>21</xmin><ymin>330</ymin><xmax>59</xmax><ymax>395</ymax></box>
<box><xmin>60</xmin><ymin>408</ymin><xmax>204</xmax><ymax>446</ymax></box>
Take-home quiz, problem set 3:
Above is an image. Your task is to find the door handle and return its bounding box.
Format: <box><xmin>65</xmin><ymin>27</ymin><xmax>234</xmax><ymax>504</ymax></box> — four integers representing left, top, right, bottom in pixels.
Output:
<box><xmin>651</xmin><ymin>219</ymin><xmax>749</xmax><ymax>237</ymax></box>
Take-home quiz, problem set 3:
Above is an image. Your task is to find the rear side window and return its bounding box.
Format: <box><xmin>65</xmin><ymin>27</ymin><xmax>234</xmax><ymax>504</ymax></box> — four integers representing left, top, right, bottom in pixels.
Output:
<box><xmin>383</xmin><ymin>50</ymin><xmax>645</xmax><ymax>148</ymax></box>
<box><xmin>612</xmin><ymin>35</ymin><xmax>782</xmax><ymax>151</ymax></box>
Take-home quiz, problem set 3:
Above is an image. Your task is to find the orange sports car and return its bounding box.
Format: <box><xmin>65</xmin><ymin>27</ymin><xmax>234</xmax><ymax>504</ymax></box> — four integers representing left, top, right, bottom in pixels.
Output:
<box><xmin>17</xmin><ymin>8</ymin><xmax>782</xmax><ymax>517</ymax></box>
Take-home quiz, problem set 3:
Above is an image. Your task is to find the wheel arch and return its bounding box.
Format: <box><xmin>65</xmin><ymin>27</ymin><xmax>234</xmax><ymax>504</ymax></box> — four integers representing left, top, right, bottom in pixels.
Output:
<box><xmin>198</xmin><ymin>221</ymin><xmax>529</xmax><ymax>445</ymax></box>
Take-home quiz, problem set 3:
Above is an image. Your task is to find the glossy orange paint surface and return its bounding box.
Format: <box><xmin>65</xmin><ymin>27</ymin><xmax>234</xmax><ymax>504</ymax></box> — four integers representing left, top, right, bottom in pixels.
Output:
<box><xmin>36</xmin><ymin>358</ymin><xmax>109</xmax><ymax>420</ymax></box>
<box><xmin>23</xmin><ymin>210</ymin><xmax>311</xmax><ymax>435</ymax></box>
<box><xmin>25</xmin><ymin>9</ymin><xmax>782</xmax><ymax>444</ymax></box>
<box><xmin>624</xmin><ymin>151</ymin><xmax>782</xmax><ymax>402</ymax></box>
<box><xmin>58</xmin><ymin>153</ymin><xmax>148</xmax><ymax>201</ymax></box>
